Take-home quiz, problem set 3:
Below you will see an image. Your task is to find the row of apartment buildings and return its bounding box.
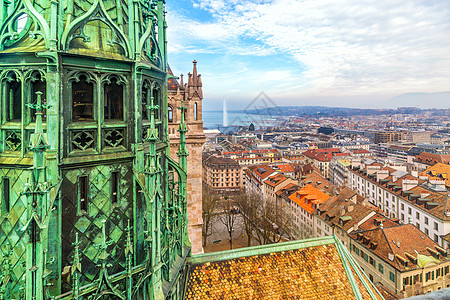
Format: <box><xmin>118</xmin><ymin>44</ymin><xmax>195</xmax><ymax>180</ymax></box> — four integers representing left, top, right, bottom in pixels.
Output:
<box><xmin>238</xmin><ymin>155</ymin><xmax>450</xmax><ymax>298</ymax></box>
<box><xmin>344</xmin><ymin>158</ymin><xmax>450</xmax><ymax>249</ymax></box>
<box><xmin>275</xmin><ymin>179</ymin><xmax>450</xmax><ymax>298</ymax></box>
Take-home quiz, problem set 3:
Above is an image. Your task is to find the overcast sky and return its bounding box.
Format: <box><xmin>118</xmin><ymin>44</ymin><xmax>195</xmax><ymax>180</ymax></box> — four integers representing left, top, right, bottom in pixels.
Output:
<box><xmin>166</xmin><ymin>0</ymin><xmax>450</xmax><ymax>110</ymax></box>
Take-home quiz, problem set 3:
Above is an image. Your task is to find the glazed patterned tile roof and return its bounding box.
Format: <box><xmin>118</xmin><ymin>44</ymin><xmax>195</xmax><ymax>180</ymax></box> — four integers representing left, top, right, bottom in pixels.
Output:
<box><xmin>186</xmin><ymin>236</ymin><xmax>383</xmax><ymax>299</ymax></box>
<box><xmin>167</xmin><ymin>65</ymin><xmax>181</xmax><ymax>90</ymax></box>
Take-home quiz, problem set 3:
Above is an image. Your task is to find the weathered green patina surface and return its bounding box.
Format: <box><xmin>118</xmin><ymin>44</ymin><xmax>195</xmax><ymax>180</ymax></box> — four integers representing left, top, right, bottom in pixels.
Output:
<box><xmin>0</xmin><ymin>1</ymin><xmax>189</xmax><ymax>299</ymax></box>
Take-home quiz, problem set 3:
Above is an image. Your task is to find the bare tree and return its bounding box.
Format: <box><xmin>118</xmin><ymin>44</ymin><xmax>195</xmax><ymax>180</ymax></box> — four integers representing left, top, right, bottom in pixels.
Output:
<box><xmin>252</xmin><ymin>200</ymin><xmax>275</xmax><ymax>245</ymax></box>
<box><xmin>202</xmin><ymin>186</ymin><xmax>219</xmax><ymax>247</ymax></box>
<box><xmin>235</xmin><ymin>191</ymin><xmax>258</xmax><ymax>247</ymax></box>
<box><xmin>219</xmin><ymin>196</ymin><xmax>238</xmax><ymax>250</ymax></box>
<box><xmin>253</xmin><ymin>199</ymin><xmax>292</xmax><ymax>245</ymax></box>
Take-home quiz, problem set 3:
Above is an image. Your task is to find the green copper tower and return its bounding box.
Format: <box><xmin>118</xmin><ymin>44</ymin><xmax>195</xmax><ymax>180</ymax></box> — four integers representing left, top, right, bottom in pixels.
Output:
<box><xmin>0</xmin><ymin>0</ymin><xmax>190</xmax><ymax>299</ymax></box>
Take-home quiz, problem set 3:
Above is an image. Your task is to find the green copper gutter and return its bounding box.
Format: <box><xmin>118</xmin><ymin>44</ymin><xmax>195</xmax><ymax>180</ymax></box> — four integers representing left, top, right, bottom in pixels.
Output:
<box><xmin>189</xmin><ymin>236</ymin><xmax>335</xmax><ymax>265</ymax></box>
<box><xmin>334</xmin><ymin>235</ymin><xmax>364</xmax><ymax>300</ymax></box>
<box><xmin>335</xmin><ymin>235</ymin><xmax>384</xmax><ymax>300</ymax></box>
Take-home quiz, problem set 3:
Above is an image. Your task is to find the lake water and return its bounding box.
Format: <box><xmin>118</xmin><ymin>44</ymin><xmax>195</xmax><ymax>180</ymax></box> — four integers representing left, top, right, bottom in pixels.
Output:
<box><xmin>203</xmin><ymin>111</ymin><xmax>278</xmax><ymax>129</ymax></box>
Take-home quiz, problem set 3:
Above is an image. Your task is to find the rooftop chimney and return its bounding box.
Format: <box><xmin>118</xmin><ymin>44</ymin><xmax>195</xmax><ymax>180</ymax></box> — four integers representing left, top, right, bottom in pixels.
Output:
<box><xmin>376</xmin><ymin>170</ymin><xmax>389</xmax><ymax>182</ymax></box>
<box><xmin>402</xmin><ymin>180</ymin><xmax>418</xmax><ymax>192</ymax></box>
<box><xmin>347</xmin><ymin>205</ymin><xmax>354</xmax><ymax>213</ymax></box>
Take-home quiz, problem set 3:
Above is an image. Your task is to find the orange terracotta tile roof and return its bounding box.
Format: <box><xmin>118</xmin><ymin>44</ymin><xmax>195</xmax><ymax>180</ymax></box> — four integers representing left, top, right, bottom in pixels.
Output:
<box><xmin>315</xmin><ymin>187</ymin><xmax>372</xmax><ymax>231</ymax></box>
<box><xmin>289</xmin><ymin>184</ymin><xmax>331</xmax><ymax>214</ymax></box>
<box><xmin>350</xmin><ymin>224</ymin><xmax>449</xmax><ymax>272</ymax></box>
<box><xmin>353</xmin><ymin>149</ymin><xmax>371</xmax><ymax>154</ymax></box>
<box><xmin>248</xmin><ymin>165</ymin><xmax>276</xmax><ymax>179</ymax></box>
<box><xmin>273</xmin><ymin>163</ymin><xmax>295</xmax><ymax>173</ymax></box>
<box><xmin>414</xmin><ymin>152</ymin><xmax>450</xmax><ymax>166</ymax></box>
<box><xmin>264</xmin><ymin>173</ymin><xmax>288</xmax><ymax>187</ymax></box>
<box><xmin>302</xmin><ymin>171</ymin><xmax>334</xmax><ymax>194</ymax></box>
<box><xmin>186</xmin><ymin>237</ymin><xmax>383</xmax><ymax>299</ymax></box>
<box><xmin>358</xmin><ymin>213</ymin><xmax>399</xmax><ymax>231</ymax></box>
<box><xmin>304</xmin><ymin>149</ymin><xmax>347</xmax><ymax>162</ymax></box>
<box><xmin>375</xmin><ymin>283</ymin><xmax>399</xmax><ymax>300</ymax></box>
<box><xmin>275</xmin><ymin>183</ymin><xmax>299</xmax><ymax>197</ymax></box>
<box><xmin>419</xmin><ymin>163</ymin><xmax>450</xmax><ymax>187</ymax></box>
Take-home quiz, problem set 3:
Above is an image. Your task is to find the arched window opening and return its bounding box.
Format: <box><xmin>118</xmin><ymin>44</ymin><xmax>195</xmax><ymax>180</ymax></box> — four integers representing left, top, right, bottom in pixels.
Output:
<box><xmin>142</xmin><ymin>82</ymin><xmax>150</xmax><ymax>121</ymax></box>
<box><xmin>152</xmin><ymin>89</ymin><xmax>160</xmax><ymax>119</ymax></box>
<box><xmin>30</xmin><ymin>74</ymin><xmax>46</xmax><ymax>121</ymax></box>
<box><xmin>104</xmin><ymin>77</ymin><xmax>124</xmax><ymax>120</ymax></box>
<box><xmin>72</xmin><ymin>75</ymin><xmax>94</xmax><ymax>121</ymax></box>
<box><xmin>5</xmin><ymin>73</ymin><xmax>21</xmax><ymax>122</ymax></box>
<box><xmin>168</xmin><ymin>106</ymin><xmax>173</xmax><ymax>122</ymax></box>
<box><xmin>15</xmin><ymin>14</ymin><xmax>28</xmax><ymax>34</ymax></box>
<box><xmin>194</xmin><ymin>102</ymin><xmax>198</xmax><ymax>121</ymax></box>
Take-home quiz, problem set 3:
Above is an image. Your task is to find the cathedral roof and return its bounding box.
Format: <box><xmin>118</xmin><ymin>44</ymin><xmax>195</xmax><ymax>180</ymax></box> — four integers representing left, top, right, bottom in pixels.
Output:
<box><xmin>186</xmin><ymin>235</ymin><xmax>383</xmax><ymax>299</ymax></box>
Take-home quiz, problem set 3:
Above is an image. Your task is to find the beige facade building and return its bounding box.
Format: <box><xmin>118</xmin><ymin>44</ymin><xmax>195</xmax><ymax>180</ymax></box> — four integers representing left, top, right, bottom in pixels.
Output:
<box><xmin>263</xmin><ymin>173</ymin><xmax>295</xmax><ymax>205</ymax></box>
<box><xmin>222</xmin><ymin>149</ymin><xmax>282</xmax><ymax>166</ymax></box>
<box><xmin>349</xmin><ymin>224</ymin><xmax>450</xmax><ymax>298</ymax></box>
<box><xmin>168</xmin><ymin>61</ymin><xmax>205</xmax><ymax>254</ymax></box>
<box><xmin>312</xmin><ymin>185</ymin><xmax>450</xmax><ymax>298</ymax></box>
<box><xmin>403</xmin><ymin>131</ymin><xmax>431</xmax><ymax>144</ymax></box>
<box><xmin>202</xmin><ymin>155</ymin><xmax>242</xmax><ymax>194</ymax></box>
<box><xmin>373</xmin><ymin>131</ymin><xmax>403</xmax><ymax>144</ymax></box>
<box><xmin>243</xmin><ymin>165</ymin><xmax>277</xmax><ymax>197</ymax></box>
<box><xmin>347</xmin><ymin>160</ymin><xmax>450</xmax><ymax>247</ymax></box>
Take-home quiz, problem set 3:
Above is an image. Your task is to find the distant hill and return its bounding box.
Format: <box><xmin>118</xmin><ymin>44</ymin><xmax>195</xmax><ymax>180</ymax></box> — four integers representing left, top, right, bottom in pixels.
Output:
<box><xmin>388</xmin><ymin>92</ymin><xmax>450</xmax><ymax>109</ymax></box>
<box><xmin>243</xmin><ymin>104</ymin><xmax>449</xmax><ymax>117</ymax></box>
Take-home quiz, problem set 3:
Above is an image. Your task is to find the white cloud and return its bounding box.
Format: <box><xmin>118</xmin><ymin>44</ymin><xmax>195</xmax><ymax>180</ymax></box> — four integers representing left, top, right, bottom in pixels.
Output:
<box><xmin>180</xmin><ymin>0</ymin><xmax>450</xmax><ymax>99</ymax></box>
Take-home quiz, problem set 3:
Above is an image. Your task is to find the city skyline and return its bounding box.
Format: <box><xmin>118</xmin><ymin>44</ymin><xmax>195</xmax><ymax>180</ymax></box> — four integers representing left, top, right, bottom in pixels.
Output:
<box><xmin>167</xmin><ymin>0</ymin><xmax>450</xmax><ymax>111</ymax></box>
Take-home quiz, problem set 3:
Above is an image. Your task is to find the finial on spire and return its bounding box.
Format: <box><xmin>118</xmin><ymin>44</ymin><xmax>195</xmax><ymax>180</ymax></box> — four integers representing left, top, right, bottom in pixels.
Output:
<box><xmin>192</xmin><ymin>60</ymin><xmax>198</xmax><ymax>86</ymax></box>
<box><xmin>145</xmin><ymin>97</ymin><xmax>159</xmax><ymax>142</ymax></box>
<box><xmin>26</xmin><ymin>91</ymin><xmax>51</xmax><ymax>135</ymax></box>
